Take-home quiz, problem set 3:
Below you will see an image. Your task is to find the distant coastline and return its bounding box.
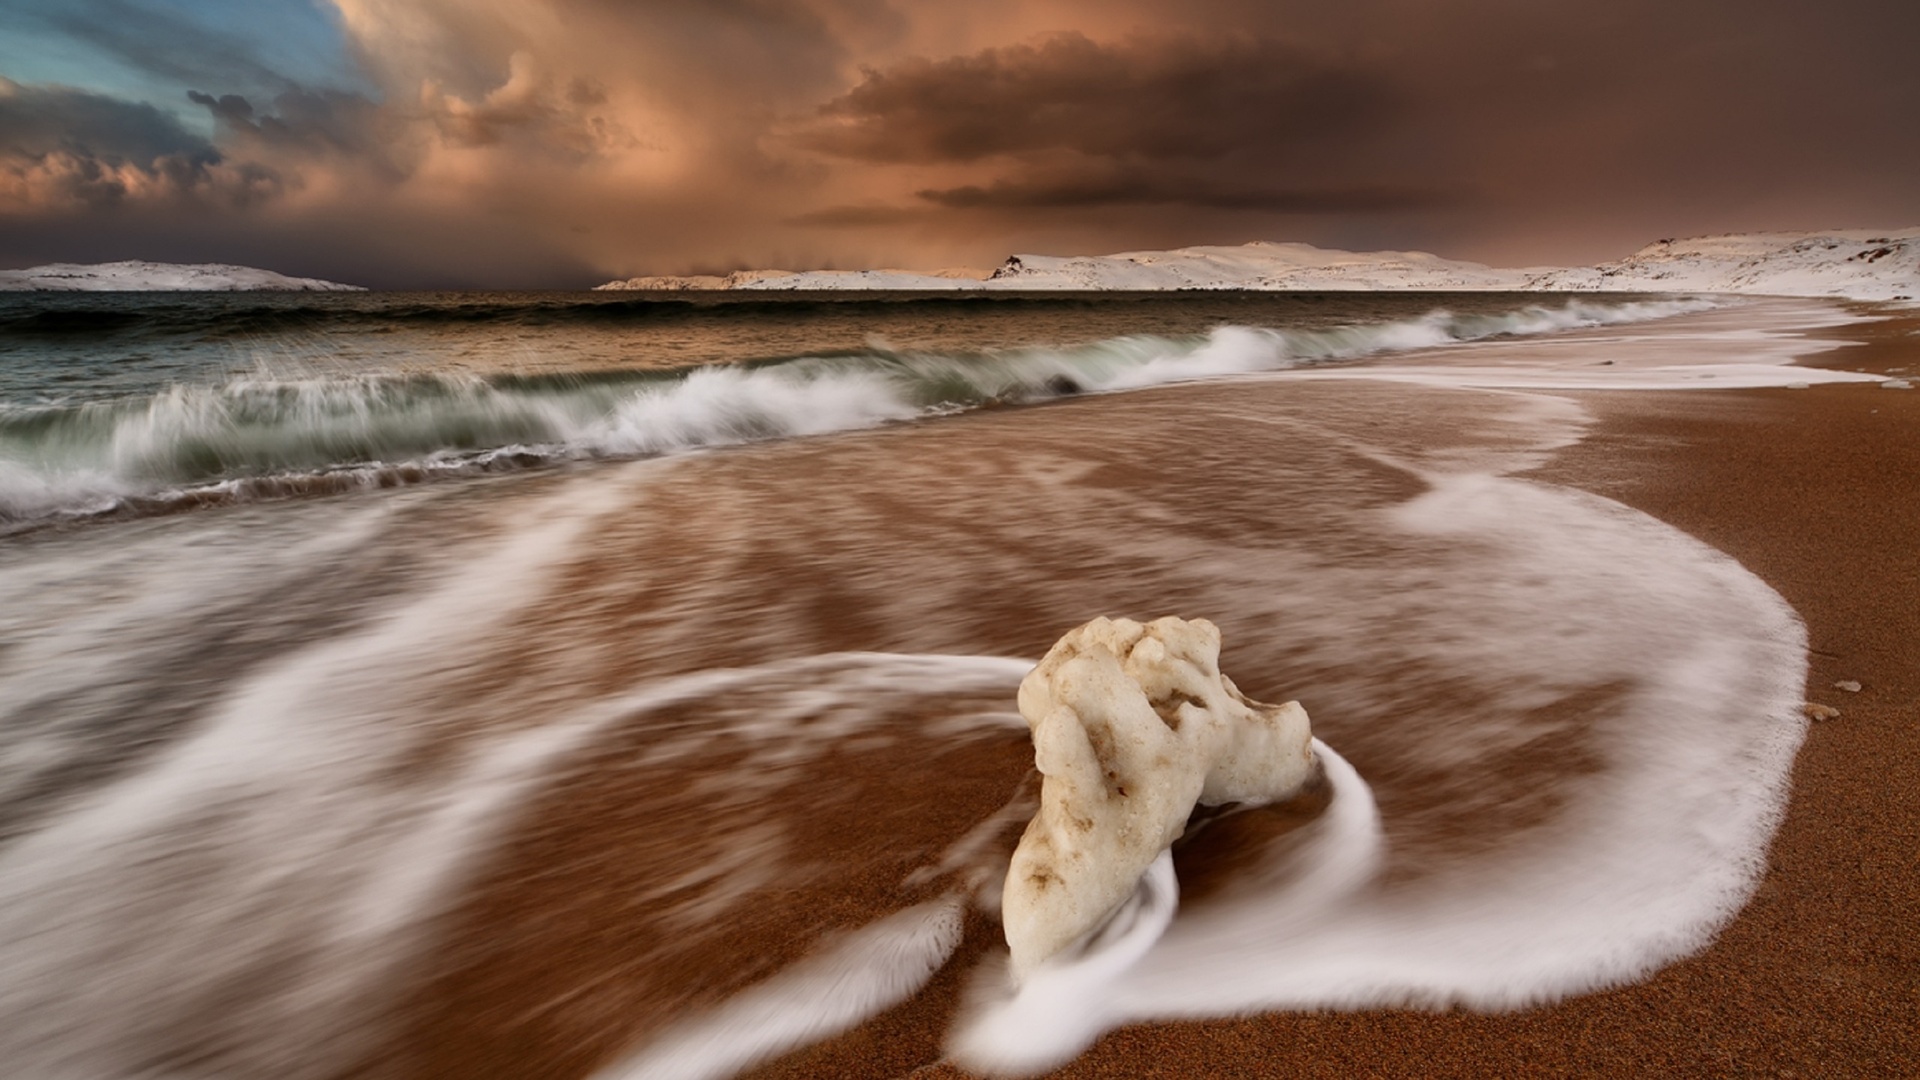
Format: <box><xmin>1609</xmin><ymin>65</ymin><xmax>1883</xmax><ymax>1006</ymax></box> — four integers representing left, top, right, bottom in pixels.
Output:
<box><xmin>0</xmin><ymin>261</ymin><xmax>363</xmax><ymax>293</ymax></box>
<box><xmin>6</xmin><ymin>229</ymin><xmax>1914</xmax><ymax>300</ymax></box>
<box><xmin>597</xmin><ymin>228</ymin><xmax>1920</xmax><ymax>302</ymax></box>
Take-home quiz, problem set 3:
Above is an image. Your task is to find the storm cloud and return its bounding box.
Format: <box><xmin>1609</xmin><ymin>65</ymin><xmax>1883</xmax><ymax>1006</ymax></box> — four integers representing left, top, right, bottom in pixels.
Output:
<box><xmin>0</xmin><ymin>0</ymin><xmax>1916</xmax><ymax>285</ymax></box>
<box><xmin>0</xmin><ymin>79</ymin><xmax>251</xmax><ymax>208</ymax></box>
<box><xmin>782</xmin><ymin>32</ymin><xmax>1451</xmax><ymax>220</ymax></box>
<box><xmin>915</xmin><ymin>179</ymin><xmax>1453</xmax><ymax>214</ymax></box>
<box><xmin>799</xmin><ymin>33</ymin><xmax>1398</xmax><ymax>164</ymax></box>
<box><xmin>1</xmin><ymin>80</ymin><xmax>210</xmax><ymax>163</ymax></box>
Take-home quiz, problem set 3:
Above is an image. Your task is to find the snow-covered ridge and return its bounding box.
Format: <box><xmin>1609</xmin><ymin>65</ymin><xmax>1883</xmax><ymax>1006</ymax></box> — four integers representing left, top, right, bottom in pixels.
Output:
<box><xmin>981</xmin><ymin>243</ymin><xmax>1530</xmax><ymax>292</ymax></box>
<box><xmin>0</xmin><ymin>261</ymin><xmax>363</xmax><ymax>292</ymax></box>
<box><xmin>1525</xmin><ymin>230</ymin><xmax>1919</xmax><ymax>300</ymax></box>
<box><xmin>597</xmin><ymin>229</ymin><xmax>1920</xmax><ymax>301</ymax></box>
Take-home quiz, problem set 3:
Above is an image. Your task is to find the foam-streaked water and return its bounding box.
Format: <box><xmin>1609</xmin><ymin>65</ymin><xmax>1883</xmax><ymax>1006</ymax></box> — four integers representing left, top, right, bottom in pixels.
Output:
<box><xmin>0</xmin><ymin>293</ymin><xmax>1871</xmax><ymax>1079</ymax></box>
<box><xmin>0</xmin><ymin>292</ymin><xmax>1712</xmax><ymax>529</ymax></box>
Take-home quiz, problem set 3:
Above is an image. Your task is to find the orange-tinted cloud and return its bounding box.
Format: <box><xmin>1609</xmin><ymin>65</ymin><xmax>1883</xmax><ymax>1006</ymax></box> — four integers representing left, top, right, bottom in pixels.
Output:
<box><xmin>797</xmin><ymin>32</ymin><xmax>1396</xmax><ymax>164</ymax></box>
<box><xmin>1</xmin><ymin>0</ymin><xmax>1916</xmax><ymax>285</ymax></box>
<box><xmin>0</xmin><ymin>78</ymin><xmax>283</xmax><ymax>210</ymax></box>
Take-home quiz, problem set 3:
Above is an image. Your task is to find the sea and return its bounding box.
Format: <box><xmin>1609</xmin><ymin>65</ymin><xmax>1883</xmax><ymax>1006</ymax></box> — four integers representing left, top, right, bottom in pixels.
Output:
<box><xmin>0</xmin><ymin>289</ymin><xmax>1866</xmax><ymax>1078</ymax></box>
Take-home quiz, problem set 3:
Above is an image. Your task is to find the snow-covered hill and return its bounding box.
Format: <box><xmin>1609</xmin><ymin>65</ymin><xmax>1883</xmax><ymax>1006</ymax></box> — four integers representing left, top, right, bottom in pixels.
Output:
<box><xmin>596</xmin><ymin>229</ymin><xmax>1919</xmax><ymax>300</ymax></box>
<box><xmin>978</xmin><ymin>242</ymin><xmax>1532</xmax><ymax>291</ymax></box>
<box><xmin>0</xmin><ymin>261</ymin><xmax>364</xmax><ymax>292</ymax></box>
<box><xmin>1523</xmin><ymin>230</ymin><xmax>1919</xmax><ymax>300</ymax></box>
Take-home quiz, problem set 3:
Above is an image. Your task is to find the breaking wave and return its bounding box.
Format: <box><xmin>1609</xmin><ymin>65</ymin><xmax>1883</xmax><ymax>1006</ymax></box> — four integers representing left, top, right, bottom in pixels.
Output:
<box><xmin>0</xmin><ymin>297</ymin><xmax>1711</xmax><ymax>528</ymax></box>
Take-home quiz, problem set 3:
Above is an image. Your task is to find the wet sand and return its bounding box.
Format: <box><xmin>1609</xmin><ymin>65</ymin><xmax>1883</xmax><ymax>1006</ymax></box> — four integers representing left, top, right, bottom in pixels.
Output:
<box><xmin>740</xmin><ymin>308</ymin><xmax>1920</xmax><ymax>1079</ymax></box>
<box><xmin>367</xmin><ymin>370</ymin><xmax>1610</xmax><ymax>1078</ymax></box>
<box><xmin>331</xmin><ymin>302</ymin><xmax>1919</xmax><ymax>1080</ymax></box>
<box><xmin>16</xmin><ymin>297</ymin><xmax>1868</xmax><ymax>1080</ymax></box>
<box><xmin>5</xmin><ymin>299</ymin><xmax>1906</xmax><ymax>1080</ymax></box>
<box><xmin>880</xmin><ymin>311</ymin><xmax>1913</xmax><ymax>1080</ymax></box>
<box><xmin>239</xmin><ymin>299</ymin><xmax>1909</xmax><ymax>1080</ymax></box>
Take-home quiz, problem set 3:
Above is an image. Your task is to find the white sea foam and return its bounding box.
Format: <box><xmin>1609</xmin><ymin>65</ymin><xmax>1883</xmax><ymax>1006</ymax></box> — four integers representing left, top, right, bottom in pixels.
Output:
<box><xmin>950</xmin><ymin>850</ymin><xmax>1181</xmax><ymax>1077</ymax></box>
<box><xmin>0</xmin><ymin>548</ymin><xmax>1033</xmax><ymax>1080</ymax></box>
<box><xmin>0</xmin><ymin>296</ymin><xmax>1728</xmax><ymax>528</ymax></box>
<box><xmin>951</xmin><ymin>739</ymin><xmax>1382</xmax><ymax>1074</ymax></box>
<box><xmin>0</xmin><ymin>297</ymin><xmax>1844</xmax><ymax>1078</ymax></box>
<box><xmin>592</xmin><ymin>364</ymin><xmax>918</xmax><ymax>454</ymax></box>
<box><xmin>583</xmin><ymin>364</ymin><xmax>1809</xmax><ymax>1076</ymax></box>
<box><xmin>934</xmin><ymin>465</ymin><xmax>1809</xmax><ymax>1072</ymax></box>
<box><xmin>0</xmin><ymin>452</ymin><xmax>1809</xmax><ymax>1078</ymax></box>
<box><xmin>599</xmin><ymin>899</ymin><xmax>966</xmax><ymax>1080</ymax></box>
<box><xmin>0</xmin><ymin>475</ymin><xmax>640</xmax><ymax>1078</ymax></box>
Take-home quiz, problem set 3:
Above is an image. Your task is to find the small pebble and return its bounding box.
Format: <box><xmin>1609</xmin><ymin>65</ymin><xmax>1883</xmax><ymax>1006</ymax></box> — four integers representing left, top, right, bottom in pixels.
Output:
<box><xmin>1804</xmin><ymin>703</ymin><xmax>1841</xmax><ymax>721</ymax></box>
<box><xmin>1833</xmin><ymin>679</ymin><xmax>1862</xmax><ymax>692</ymax></box>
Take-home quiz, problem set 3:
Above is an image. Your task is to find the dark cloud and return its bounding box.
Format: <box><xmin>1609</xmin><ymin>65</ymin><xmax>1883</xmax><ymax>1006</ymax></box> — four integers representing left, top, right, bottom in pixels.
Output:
<box><xmin>789</xmin><ymin>179</ymin><xmax>1454</xmax><ymax>230</ymax></box>
<box><xmin>7</xmin><ymin>1</ymin><xmax>1920</xmax><ymax>283</ymax></box>
<box><xmin>0</xmin><ymin>198</ymin><xmax>606</xmax><ymax>289</ymax></box>
<box><xmin>188</xmin><ymin>87</ymin><xmax>387</xmax><ymax>164</ymax></box>
<box><xmin>0</xmin><ymin>80</ymin><xmax>254</xmax><ymax>209</ymax></box>
<box><xmin>800</xmin><ymin>32</ymin><xmax>1398</xmax><ymax>164</ymax></box>
<box><xmin>784</xmin><ymin>31</ymin><xmax>1428</xmax><ymax>238</ymax></box>
<box><xmin>0</xmin><ymin>80</ymin><xmax>213</xmax><ymax>164</ymax></box>
<box><xmin>773</xmin><ymin>2</ymin><xmax>1920</xmax><ymax>268</ymax></box>
<box><xmin>916</xmin><ymin>178</ymin><xmax>1456</xmax><ymax>214</ymax></box>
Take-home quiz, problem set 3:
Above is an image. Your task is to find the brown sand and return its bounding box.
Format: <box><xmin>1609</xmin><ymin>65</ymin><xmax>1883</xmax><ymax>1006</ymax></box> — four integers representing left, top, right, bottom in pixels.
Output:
<box><xmin>352</xmin><ymin>303</ymin><xmax>1918</xmax><ymax>1080</ymax></box>
<box><xmin>750</xmin><ymin>308</ymin><xmax>1920</xmax><ymax>1079</ymax></box>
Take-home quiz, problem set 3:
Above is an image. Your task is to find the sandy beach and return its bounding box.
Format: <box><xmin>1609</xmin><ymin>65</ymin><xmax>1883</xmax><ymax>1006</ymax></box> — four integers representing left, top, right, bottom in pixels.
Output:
<box><xmin>717</xmin><ymin>307</ymin><xmax>1920</xmax><ymax>1080</ymax></box>
<box><xmin>313</xmin><ymin>302</ymin><xmax>1910</xmax><ymax>1080</ymax></box>
<box><xmin>829</xmin><ymin>310</ymin><xmax>1910</xmax><ymax>1080</ymax></box>
<box><xmin>1</xmin><ymin>297</ymin><xmax>1910</xmax><ymax>1080</ymax></box>
<box><xmin>8</xmin><ymin>2</ymin><xmax>1915</xmax><ymax>1072</ymax></box>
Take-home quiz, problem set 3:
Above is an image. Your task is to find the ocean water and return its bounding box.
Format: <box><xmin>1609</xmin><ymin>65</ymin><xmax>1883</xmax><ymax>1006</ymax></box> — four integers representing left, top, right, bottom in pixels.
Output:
<box><xmin>1</xmin><ymin>290</ymin><xmax>1714</xmax><ymax>531</ymax></box>
<box><xmin>0</xmin><ymin>291</ymin><xmax>1871</xmax><ymax>1078</ymax></box>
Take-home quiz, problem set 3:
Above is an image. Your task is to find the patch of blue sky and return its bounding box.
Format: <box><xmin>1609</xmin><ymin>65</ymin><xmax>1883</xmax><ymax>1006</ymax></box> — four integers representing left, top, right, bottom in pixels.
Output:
<box><xmin>0</xmin><ymin>0</ymin><xmax>373</xmax><ymax>134</ymax></box>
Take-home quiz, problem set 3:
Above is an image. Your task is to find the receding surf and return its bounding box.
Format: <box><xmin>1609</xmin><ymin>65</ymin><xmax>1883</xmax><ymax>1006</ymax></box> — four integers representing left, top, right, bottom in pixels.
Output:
<box><xmin>0</xmin><ymin>293</ymin><xmax>1829</xmax><ymax>1080</ymax></box>
<box><xmin>0</xmin><ymin>295</ymin><xmax>1714</xmax><ymax>530</ymax></box>
<box><xmin>948</xmin><ymin>616</ymin><xmax>1383</xmax><ymax>1073</ymax></box>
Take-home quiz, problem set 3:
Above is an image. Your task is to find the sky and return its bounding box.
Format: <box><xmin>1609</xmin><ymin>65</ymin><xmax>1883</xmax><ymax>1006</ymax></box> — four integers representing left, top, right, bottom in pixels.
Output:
<box><xmin>0</xmin><ymin>0</ymin><xmax>1915</xmax><ymax>288</ymax></box>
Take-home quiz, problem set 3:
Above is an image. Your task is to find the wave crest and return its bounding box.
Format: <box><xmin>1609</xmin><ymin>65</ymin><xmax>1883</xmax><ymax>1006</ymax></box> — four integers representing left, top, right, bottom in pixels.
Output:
<box><xmin>0</xmin><ymin>297</ymin><xmax>1714</xmax><ymax>528</ymax></box>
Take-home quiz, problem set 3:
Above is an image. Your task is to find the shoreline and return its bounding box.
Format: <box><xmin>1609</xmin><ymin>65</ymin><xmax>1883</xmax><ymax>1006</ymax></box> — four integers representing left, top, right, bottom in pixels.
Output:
<box><xmin>1076</xmin><ymin>309</ymin><xmax>1917</xmax><ymax>1078</ymax></box>
<box><xmin>748</xmin><ymin>306</ymin><xmax>1919</xmax><ymax>1078</ymax></box>
<box><xmin>3</xmin><ymin>297</ymin><xmax>1909</xmax><ymax>1079</ymax></box>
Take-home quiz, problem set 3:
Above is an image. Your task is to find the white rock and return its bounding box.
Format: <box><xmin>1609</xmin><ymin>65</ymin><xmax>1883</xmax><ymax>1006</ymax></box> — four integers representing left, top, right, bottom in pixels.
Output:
<box><xmin>1002</xmin><ymin>616</ymin><xmax>1314</xmax><ymax>980</ymax></box>
<box><xmin>1833</xmin><ymin>679</ymin><xmax>1862</xmax><ymax>692</ymax></box>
